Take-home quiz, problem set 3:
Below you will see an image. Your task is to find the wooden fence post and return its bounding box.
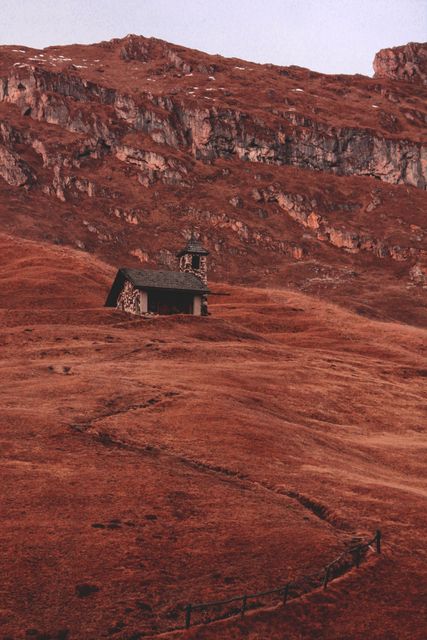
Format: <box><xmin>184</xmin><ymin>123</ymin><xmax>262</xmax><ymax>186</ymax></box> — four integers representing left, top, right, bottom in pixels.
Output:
<box><xmin>376</xmin><ymin>530</ymin><xmax>382</xmax><ymax>554</ymax></box>
<box><xmin>283</xmin><ymin>583</ymin><xmax>290</xmax><ymax>606</ymax></box>
<box><xmin>241</xmin><ymin>595</ymin><xmax>247</xmax><ymax>617</ymax></box>
<box><xmin>185</xmin><ymin>604</ymin><xmax>192</xmax><ymax>629</ymax></box>
<box><xmin>323</xmin><ymin>566</ymin><xmax>330</xmax><ymax>589</ymax></box>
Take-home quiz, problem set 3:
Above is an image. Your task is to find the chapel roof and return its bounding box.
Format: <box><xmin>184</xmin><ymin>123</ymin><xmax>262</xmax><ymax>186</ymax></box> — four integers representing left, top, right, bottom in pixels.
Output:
<box><xmin>124</xmin><ymin>268</ymin><xmax>208</xmax><ymax>292</ymax></box>
<box><xmin>105</xmin><ymin>267</ymin><xmax>209</xmax><ymax>307</ymax></box>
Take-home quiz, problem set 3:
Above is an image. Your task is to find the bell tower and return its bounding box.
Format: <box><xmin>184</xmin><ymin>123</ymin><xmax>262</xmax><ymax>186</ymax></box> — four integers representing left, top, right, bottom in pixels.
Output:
<box><xmin>176</xmin><ymin>233</ymin><xmax>209</xmax><ymax>286</ymax></box>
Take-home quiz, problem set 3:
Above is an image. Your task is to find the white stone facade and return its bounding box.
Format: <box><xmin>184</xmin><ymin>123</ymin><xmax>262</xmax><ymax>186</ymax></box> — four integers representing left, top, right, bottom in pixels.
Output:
<box><xmin>117</xmin><ymin>280</ymin><xmax>148</xmax><ymax>315</ymax></box>
<box><xmin>179</xmin><ymin>253</ymin><xmax>208</xmax><ymax>285</ymax></box>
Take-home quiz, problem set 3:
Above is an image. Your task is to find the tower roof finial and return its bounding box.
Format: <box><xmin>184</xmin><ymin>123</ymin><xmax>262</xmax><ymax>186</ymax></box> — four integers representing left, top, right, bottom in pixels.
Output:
<box><xmin>177</xmin><ymin>232</ymin><xmax>210</xmax><ymax>257</ymax></box>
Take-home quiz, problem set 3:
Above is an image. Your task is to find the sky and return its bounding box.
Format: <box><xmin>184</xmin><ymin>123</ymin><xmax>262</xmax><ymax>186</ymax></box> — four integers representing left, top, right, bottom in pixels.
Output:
<box><xmin>0</xmin><ymin>0</ymin><xmax>426</xmax><ymax>75</ymax></box>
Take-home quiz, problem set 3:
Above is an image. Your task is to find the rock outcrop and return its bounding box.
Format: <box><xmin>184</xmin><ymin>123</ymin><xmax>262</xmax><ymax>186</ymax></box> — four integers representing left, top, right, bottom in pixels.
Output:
<box><xmin>254</xmin><ymin>187</ymin><xmax>422</xmax><ymax>262</ymax></box>
<box><xmin>0</xmin><ymin>143</ymin><xmax>34</xmax><ymax>186</ymax></box>
<box><xmin>374</xmin><ymin>42</ymin><xmax>427</xmax><ymax>86</ymax></box>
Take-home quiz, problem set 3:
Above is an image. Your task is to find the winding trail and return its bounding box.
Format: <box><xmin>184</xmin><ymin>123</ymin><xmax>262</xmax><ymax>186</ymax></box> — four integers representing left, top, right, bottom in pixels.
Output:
<box><xmin>67</xmin><ymin>415</ymin><xmax>382</xmax><ymax>636</ymax></box>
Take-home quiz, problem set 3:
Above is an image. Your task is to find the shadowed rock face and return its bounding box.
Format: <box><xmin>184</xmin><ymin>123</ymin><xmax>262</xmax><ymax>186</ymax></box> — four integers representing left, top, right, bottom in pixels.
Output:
<box><xmin>0</xmin><ymin>35</ymin><xmax>426</xmax><ymax>321</ymax></box>
<box><xmin>374</xmin><ymin>42</ymin><xmax>427</xmax><ymax>86</ymax></box>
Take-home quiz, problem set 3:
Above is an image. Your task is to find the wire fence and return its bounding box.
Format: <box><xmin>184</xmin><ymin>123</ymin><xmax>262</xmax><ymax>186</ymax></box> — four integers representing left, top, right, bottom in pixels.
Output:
<box><xmin>183</xmin><ymin>529</ymin><xmax>381</xmax><ymax>630</ymax></box>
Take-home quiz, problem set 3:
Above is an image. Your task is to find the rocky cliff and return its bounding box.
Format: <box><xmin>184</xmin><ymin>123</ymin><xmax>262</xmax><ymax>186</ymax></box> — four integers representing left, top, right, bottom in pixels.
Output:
<box><xmin>374</xmin><ymin>42</ymin><xmax>427</xmax><ymax>86</ymax></box>
<box><xmin>0</xmin><ymin>36</ymin><xmax>426</xmax><ymax>323</ymax></box>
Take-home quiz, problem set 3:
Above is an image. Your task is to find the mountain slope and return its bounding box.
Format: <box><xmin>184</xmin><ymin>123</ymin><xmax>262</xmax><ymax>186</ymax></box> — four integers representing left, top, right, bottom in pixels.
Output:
<box><xmin>1</xmin><ymin>37</ymin><xmax>427</xmax><ymax>640</ymax></box>
<box><xmin>0</xmin><ymin>35</ymin><xmax>426</xmax><ymax>325</ymax></box>
<box><xmin>0</xmin><ymin>237</ymin><xmax>426</xmax><ymax>639</ymax></box>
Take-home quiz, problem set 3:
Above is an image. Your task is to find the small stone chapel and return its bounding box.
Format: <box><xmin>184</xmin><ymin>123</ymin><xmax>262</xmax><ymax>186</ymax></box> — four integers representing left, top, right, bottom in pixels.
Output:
<box><xmin>105</xmin><ymin>235</ymin><xmax>210</xmax><ymax>316</ymax></box>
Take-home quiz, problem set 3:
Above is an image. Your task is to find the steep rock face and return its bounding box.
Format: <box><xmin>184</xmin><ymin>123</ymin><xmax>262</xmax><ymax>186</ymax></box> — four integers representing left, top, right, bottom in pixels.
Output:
<box><xmin>374</xmin><ymin>42</ymin><xmax>427</xmax><ymax>85</ymax></box>
<box><xmin>0</xmin><ymin>51</ymin><xmax>426</xmax><ymax>189</ymax></box>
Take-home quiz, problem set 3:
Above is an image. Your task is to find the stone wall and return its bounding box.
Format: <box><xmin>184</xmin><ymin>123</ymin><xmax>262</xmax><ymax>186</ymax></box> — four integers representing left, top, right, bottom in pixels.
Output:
<box><xmin>179</xmin><ymin>253</ymin><xmax>208</xmax><ymax>285</ymax></box>
<box><xmin>179</xmin><ymin>254</ymin><xmax>208</xmax><ymax>315</ymax></box>
<box><xmin>116</xmin><ymin>279</ymin><xmax>147</xmax><ymax>315</ymax></box>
